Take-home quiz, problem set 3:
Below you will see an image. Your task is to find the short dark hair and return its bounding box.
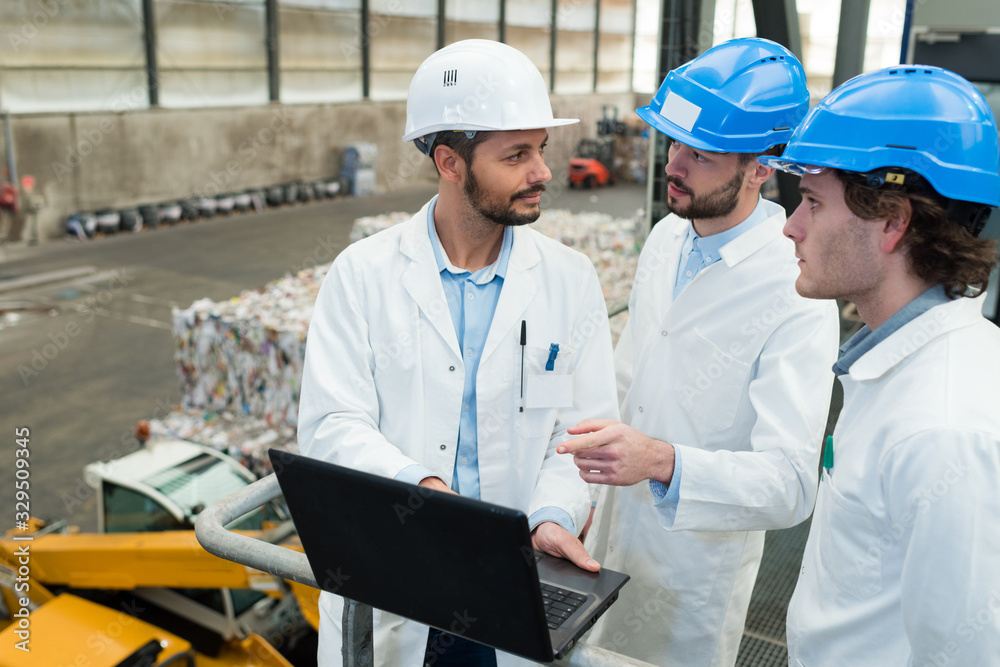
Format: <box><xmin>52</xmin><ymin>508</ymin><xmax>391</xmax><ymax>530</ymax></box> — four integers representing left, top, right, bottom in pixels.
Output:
<box><xmin>429</xmin><ymin>130</ymin><xmax>493</xmax><ymax>174</ymax></box>
<box><xmin>738</xmin><ymin>144</ymin><xmax>785</xmax><ymax>167</ymax></box>
<box><xmin>834</xmin><ymin>170</ymin><xmax>998</xmax><ymax>299</ymax></box>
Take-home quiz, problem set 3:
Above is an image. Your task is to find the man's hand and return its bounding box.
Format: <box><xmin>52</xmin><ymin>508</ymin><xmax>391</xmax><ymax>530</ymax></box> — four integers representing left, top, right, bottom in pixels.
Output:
<box><xmin>532</xmin><ymin>521</ymin><xmax>600</xmax><ymax>572</ymax></box>
<box><xmin>418</xmin><ymin>476</ymin><xmax>455</xmax><ymax>494</ymax></box>
<box><xmin>557</xmin><ymin>419</ymin><xmax>675</xmax><ymax>487</ymax></box>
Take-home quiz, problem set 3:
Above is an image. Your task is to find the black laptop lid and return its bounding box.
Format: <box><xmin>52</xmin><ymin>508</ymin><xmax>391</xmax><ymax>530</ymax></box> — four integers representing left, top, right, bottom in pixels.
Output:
<box><xmin>269</xmin><ymin>449</ymin><xmax>553</xmax><ymax>660</ymax></box>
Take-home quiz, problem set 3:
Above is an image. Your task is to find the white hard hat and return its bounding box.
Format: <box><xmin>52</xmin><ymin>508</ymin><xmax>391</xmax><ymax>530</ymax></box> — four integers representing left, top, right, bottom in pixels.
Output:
<box><xmin>402</xmin><ymin>39</ymin><xmax>578</xmax><ymax>152</ymax></box>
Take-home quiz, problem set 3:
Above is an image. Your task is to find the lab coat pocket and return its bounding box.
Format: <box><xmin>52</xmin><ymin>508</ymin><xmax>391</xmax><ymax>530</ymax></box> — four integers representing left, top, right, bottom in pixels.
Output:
<box><xmin>516</xmin><ymin>345</ymin><xmax>575</xmax><ymax>438</ymax></box>
<box><xmin>674</xmin><ymin>329</ymin><xmax>750</xmax><ymax>432</ymax></box>
<box><xmin>816</xmin><ymin>486</ymin><xmax>883</xmax><ymax>600</ymax></box>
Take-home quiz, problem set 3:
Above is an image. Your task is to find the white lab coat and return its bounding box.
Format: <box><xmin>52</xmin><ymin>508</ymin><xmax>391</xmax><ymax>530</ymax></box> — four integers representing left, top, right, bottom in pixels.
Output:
<box><xmin>297</xmin><ymin>199</ymin><xmax>619</xmax><ymax>667</ymax></box>
<box><xmin>582</xmin><ymin>201</ymin><xmax>840</xmax><ymax>666</ymax></box>
<box><xmin>787</xmin><ymin>294</ymin><xmax>1000</xmax><ymax>666</ymax></box>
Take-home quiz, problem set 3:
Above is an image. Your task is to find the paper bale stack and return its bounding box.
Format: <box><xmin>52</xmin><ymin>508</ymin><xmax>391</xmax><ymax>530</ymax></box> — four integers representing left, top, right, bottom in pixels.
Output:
<box><xmin>147</xmin><ymin>408</ymin><xmax>298</xmax><ymax>478</ymax></box>
<box><xmin>172</xmin><ymin>208</ymin><xmax>641</xmax><ymax>434</ymax></box>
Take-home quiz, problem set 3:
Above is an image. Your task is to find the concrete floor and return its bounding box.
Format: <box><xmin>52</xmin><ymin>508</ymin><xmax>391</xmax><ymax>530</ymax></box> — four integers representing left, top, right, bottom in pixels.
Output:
<box><xmin>0</xmin><ymin>180</ymin><xmax>817</xmax><ymax>665</ymax></box>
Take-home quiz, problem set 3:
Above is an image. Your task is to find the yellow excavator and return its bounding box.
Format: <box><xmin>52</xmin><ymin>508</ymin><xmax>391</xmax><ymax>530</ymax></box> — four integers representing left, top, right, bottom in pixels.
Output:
<box><xmin>0</xmin><ymin>429</ymin><xmax>319</xmax><ymax>666</ymax></box>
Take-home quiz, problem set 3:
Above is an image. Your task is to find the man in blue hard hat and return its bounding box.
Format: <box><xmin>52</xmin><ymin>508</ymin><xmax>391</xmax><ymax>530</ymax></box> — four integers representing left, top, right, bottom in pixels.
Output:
<box><xmin>765</xmin><ymin>65</ymin><xmax>1000</xmax><ymax>666</ymax></box>
<box><xmin>557</xmin><ymin>38</ymin><xmax>840</xmax><ymax>666</ymax></box>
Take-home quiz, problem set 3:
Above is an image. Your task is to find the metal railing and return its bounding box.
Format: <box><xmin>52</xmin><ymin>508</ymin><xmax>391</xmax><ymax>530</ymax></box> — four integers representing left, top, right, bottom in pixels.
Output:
<box><xmin>195</xmin><ymin>474</ymin><xmax>654</xmax><ymax>667</ymax></box>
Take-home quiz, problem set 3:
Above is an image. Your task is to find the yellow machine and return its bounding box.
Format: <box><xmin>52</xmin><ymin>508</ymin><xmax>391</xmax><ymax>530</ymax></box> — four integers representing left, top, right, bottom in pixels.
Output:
<box><xmin>0</xmin><ymin>523</ymin><xmax>318</xmax><ymax>666</ymax></box>
<box><xmin>0</xmin><ymin>434</ymin><xmax>319</xmax><ymax>666</ymax></box>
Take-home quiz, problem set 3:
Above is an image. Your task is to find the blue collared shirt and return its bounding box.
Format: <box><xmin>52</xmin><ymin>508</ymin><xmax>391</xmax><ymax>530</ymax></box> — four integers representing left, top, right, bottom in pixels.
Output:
<box><xmin>396</xmin><ymin>199</ymin><xmax>574</xmax><ymax>533</ymax></box>
<box><xmin>652</xmin><ymin>197</ymin><xmax>772</xmax><ymax>515</ymax></box>
<box><xmin>833</xmin><ymin>285</ymin><xmax>951</xmax><ymax>376</ymax></box>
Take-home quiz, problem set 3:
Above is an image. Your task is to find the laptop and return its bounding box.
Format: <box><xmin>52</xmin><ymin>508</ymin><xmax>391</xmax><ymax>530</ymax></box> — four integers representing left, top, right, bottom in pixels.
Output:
<box><xmin>268</xmin><ymin>449</ymin><xmax>629</xmax><ymax>662</ymax></box>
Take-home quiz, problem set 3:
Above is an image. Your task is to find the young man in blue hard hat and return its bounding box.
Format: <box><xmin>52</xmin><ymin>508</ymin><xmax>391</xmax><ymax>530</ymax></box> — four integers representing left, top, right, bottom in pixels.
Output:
<box><xmin>764</xmin><ymin>65</ymin><xmax>1000</xmax><ymax>666</ymax></box>
<box><xmin>557</xmin><ymin>38</ymin><xmax>840</xmax><ymax>666</ymax></box>
<box><xmin>297</xmin><ymin>40</ymin><xmax>618</xmax><ymax>667</ymax></box>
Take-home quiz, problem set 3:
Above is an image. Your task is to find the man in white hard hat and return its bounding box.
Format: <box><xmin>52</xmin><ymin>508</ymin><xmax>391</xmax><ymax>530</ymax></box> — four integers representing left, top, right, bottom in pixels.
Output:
<box><xmin>298</xmin><ymin>40</ymin><xmax>618</xmax><ymax>667</ymax></box>
<box><xmin>558</xmin><ymin>39</ymin><xmax>840</xmax><ymax>666</ymax></box>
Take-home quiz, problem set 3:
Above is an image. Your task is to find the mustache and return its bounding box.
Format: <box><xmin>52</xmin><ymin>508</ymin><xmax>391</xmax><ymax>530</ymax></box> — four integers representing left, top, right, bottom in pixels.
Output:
<box><xmin>511</xmin><ymin>184</ymin><xmax>546</xmax><ymax>201</ymax></box>
<box><xmin>666</xmin><ymin>175</ymin><xmax>690</xmax><ymax>194</ymax></box>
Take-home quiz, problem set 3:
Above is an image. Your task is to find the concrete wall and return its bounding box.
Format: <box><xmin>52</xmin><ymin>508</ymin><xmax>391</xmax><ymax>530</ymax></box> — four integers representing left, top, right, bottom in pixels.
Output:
<box><xmin>0</xmin><ymin>91</ymin><xmax>646</xmax><ymax>241</ymax></box>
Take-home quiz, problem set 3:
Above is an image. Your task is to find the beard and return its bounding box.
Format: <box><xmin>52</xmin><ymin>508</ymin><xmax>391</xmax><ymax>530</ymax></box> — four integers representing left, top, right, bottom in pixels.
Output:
<box><xmin>666</xmin><ymin>167</ymin><xmax>744</xmax><ymax>221</ymax></box>
<box><xmin>463</xmin><ymin>165</ymin><xmax>545</xmax><ymax>228</ymax></box>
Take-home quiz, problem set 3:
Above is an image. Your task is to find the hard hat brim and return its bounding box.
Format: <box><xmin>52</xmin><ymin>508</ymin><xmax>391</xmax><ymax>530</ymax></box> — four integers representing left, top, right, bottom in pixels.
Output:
<box><xmin>636</xmin><ymin>105</ymin><xmax>729</xmax><ymax>153</ymax></box>
<box><xmin>402</xmin><ymin>118</ymin><xmax>578</xmax><ymax>143</ymax></box>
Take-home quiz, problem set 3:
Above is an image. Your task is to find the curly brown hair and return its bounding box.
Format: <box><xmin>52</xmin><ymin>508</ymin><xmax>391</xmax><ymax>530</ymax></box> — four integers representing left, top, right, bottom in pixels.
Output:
<box><xmin>834</xmin><ymin>170</ymin><xmax>998</xmax><ymax>299</ymax></box>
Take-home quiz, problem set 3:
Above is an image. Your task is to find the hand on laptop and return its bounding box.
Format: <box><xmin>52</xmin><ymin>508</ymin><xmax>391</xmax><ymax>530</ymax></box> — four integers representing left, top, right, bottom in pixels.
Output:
<box><xmin>557</xmin><ymin>419</ymin><xmax>676</xmax><ymax>487</ymax></box>
<box><xmin>532</xmin><ymin>521</ymin><xmax>601</xmax><ymax>572</ymax></box>
<box><xmin>418</xmin><ymin>476</ymin><xmax>455</xmax><ymax>494</ymax></box>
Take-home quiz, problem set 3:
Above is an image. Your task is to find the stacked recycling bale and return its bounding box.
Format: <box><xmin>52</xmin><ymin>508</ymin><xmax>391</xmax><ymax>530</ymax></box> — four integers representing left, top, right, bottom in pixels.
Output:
<box><xmin>147</xmin><ymin>408</ymin><xmax>297</xmax><ymax>478</ymax></box>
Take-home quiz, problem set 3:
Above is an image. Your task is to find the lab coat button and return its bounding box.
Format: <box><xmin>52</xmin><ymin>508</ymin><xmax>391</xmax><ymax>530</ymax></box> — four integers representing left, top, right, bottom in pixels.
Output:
<box><xmin>449</xmin><ymin>365</ymin><xmax>455</xmax><ymax>371</ymax></box>
<box><xmin>440</xmin><ymin>444</ymin><xmax>447</xmax><ymax>450</ymax></box>
<box><xmin>661</xmin><ymin>330</ymin><xmax>668</xmax><ymax>336</ymax></box>
<box><xmin>638</xmin><ymin>406</ymin><xmax>644</xmax><ymax>413</ymax></box>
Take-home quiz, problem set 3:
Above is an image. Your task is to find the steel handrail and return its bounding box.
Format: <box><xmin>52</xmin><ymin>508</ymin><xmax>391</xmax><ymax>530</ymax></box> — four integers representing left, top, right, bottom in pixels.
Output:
<box><xmin>196</xmin><ymin>474</ymin><xmax>655</xmax><ymax>667</ymax></box>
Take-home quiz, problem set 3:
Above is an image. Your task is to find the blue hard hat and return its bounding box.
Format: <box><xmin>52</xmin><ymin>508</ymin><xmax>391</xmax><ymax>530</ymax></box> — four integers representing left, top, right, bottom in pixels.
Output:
<box><xmin>637</xmin><ymin>38</ymin><xmax>809</xmax><ymax>153</ymax></box>
<box><xmin>760</xmin><ymin>65</ymin><xmax>1000</xmax><ymax>208</ymax></box>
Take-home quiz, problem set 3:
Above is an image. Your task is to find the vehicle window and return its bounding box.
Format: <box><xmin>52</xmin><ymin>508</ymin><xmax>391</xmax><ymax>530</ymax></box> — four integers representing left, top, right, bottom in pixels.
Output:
<box><xmin>145</xmin><ymin>454</ymin><xmax>249</xmax><ymax>516</ymax></box>
<box><xmin>104</xmin><ymin>483</ymin><xmax>185</xmax><ymax>532</ymax></box>
<box><xmin>230</xmin><ymin>588</ymin><xmax>269</xmax><ymax>616</ymax></box>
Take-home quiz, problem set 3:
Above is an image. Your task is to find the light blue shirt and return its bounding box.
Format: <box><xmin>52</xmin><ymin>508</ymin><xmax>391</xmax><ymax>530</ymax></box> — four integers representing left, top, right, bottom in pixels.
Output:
<box><xmin>833</xmin><ymin>285</ymin><xmax>951</xmax><ymax>376</ymax></box>
<box><xmin>652</xmin><ymin>197</ymin><xmax>772</xmax><ymax>516</ymax></box>
<box><xmin>396</xmin><ymin>199</ymin><xmax>574</xmax><ymax>533</ymax></box>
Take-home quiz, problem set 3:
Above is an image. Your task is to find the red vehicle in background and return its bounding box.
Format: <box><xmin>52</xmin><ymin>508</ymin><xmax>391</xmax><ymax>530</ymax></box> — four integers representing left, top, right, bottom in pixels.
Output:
<box><xmin>568</xmin><ymin>107</ymin><xmax>623</xmax><ymax>189</ymax></box>
<box><xmin>568</xmin><ymin>139</ymin><xmax>616</xmax><ymax>189</ymax></box>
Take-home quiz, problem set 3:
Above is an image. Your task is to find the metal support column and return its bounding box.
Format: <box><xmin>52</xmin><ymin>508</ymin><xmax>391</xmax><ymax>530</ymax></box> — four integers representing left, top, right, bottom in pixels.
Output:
<box><xmin>2</xmin><ymin>111</ymin><xmax>16</xmax><ymax>186</ymax></box>
<box><xmin>647</xmin><ymin>0</ymin><xmax>702</xmax><ymax>228</ymax></box>
<box><xmin>898</xmin><ymin>0</ymin><xmax>915</xmax><ymax>63</ymax></box>
<box><xmin>437</xmin><ymin>0</ymin><xmax>446</xmax><ymax>50</ymax></box>
<box><xmin>499</xmin><ymin>0</ymin><xmax>507</xmax><ymax>43</ymax></box>
<box><xmin>750</xmin><ymin>0</ymin><xmax>803</xmax><ymax>216</ymax></box>
<box><xmin>750</xmin><ymin>0</ymin><xmax>802</xmax><ymax>59</ymax></box>
<box><xmin>265</xmin><ymin>0</ymin><xmax>280</xmax><ymax>103</ymax></box>
<box><xmin>141</xmin><ymin>0</ymin><xmax>158</xmax><ymax>106</ymax></box>
<box><xmin>361</xmin><ymin>0</ymin><xmax>371</xmax><ymax>99</ymax></box>
<box><xmin>593</xmin><ymin>0</ymin><xmax>601</xmax><ymax>92</ymax></box>
<box><xmin>832</xmin><ymin>0</ymin><xmax>871</xmax><ymax>88</ymax></box>
<box><xmin>550</xmin><ymin>0</ymin><xmax>558</xmax><ymax>91</ymax></box>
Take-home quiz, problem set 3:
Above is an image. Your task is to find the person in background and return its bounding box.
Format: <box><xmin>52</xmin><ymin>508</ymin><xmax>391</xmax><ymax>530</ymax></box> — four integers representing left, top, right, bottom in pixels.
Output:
<box><xmin>559</xmin><ymin>38</ymin><xmax>840</xmax><ymax>666</ymax></box>
<box><xmin>764</xmin><ymin>64</ymin><xmax>1000</xmax><ymax>667</ymax></box>
<box><xmin>0</xmin><ymin>169</ymin><xmax>18</xmax><ymax>245</ymax></box>
<box><xmin>297</xmin><ymin>40</ymin><xmax>618</xmax><ymax>667</ymax></box>
<box><xmin>20</xmin><ymin>175</ymin><xmax>42</xmax><ymax>245</ymax></box>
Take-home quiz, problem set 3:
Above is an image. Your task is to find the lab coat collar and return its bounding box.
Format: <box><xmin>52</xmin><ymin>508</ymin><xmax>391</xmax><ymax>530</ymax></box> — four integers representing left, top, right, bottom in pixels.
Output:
<box><xmin>663</xmin><ymin>198</ymin><xmax>785</xmax><ymax>269</ymax></box>
<box><xmin>398</xmin><ymin>197</ymin><xmax>542</xmax><ymax>361</ymax></box>
<box><xmin>718</xmin><ymin>198</ymin><xmax>787</xmax><ymax>267</ymax></box>
<box><xmin>847</xmin><ymin>294</ymin><xmax>986</xmax><ymax>382</ymax></box>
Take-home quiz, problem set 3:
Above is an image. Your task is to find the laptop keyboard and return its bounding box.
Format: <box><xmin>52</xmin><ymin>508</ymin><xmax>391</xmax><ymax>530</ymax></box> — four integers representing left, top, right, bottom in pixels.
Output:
<box><xmin>541</xmin><ymin>583</ymin><xmax>588</xmax><ymax>629</ymax></box>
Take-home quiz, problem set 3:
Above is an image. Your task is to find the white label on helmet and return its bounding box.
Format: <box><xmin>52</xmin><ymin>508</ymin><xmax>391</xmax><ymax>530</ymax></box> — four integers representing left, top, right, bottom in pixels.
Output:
<box><xmin>662</xmin><ymin>91</ymin><xmax>701</xmax><ymax>132</ymax></box>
